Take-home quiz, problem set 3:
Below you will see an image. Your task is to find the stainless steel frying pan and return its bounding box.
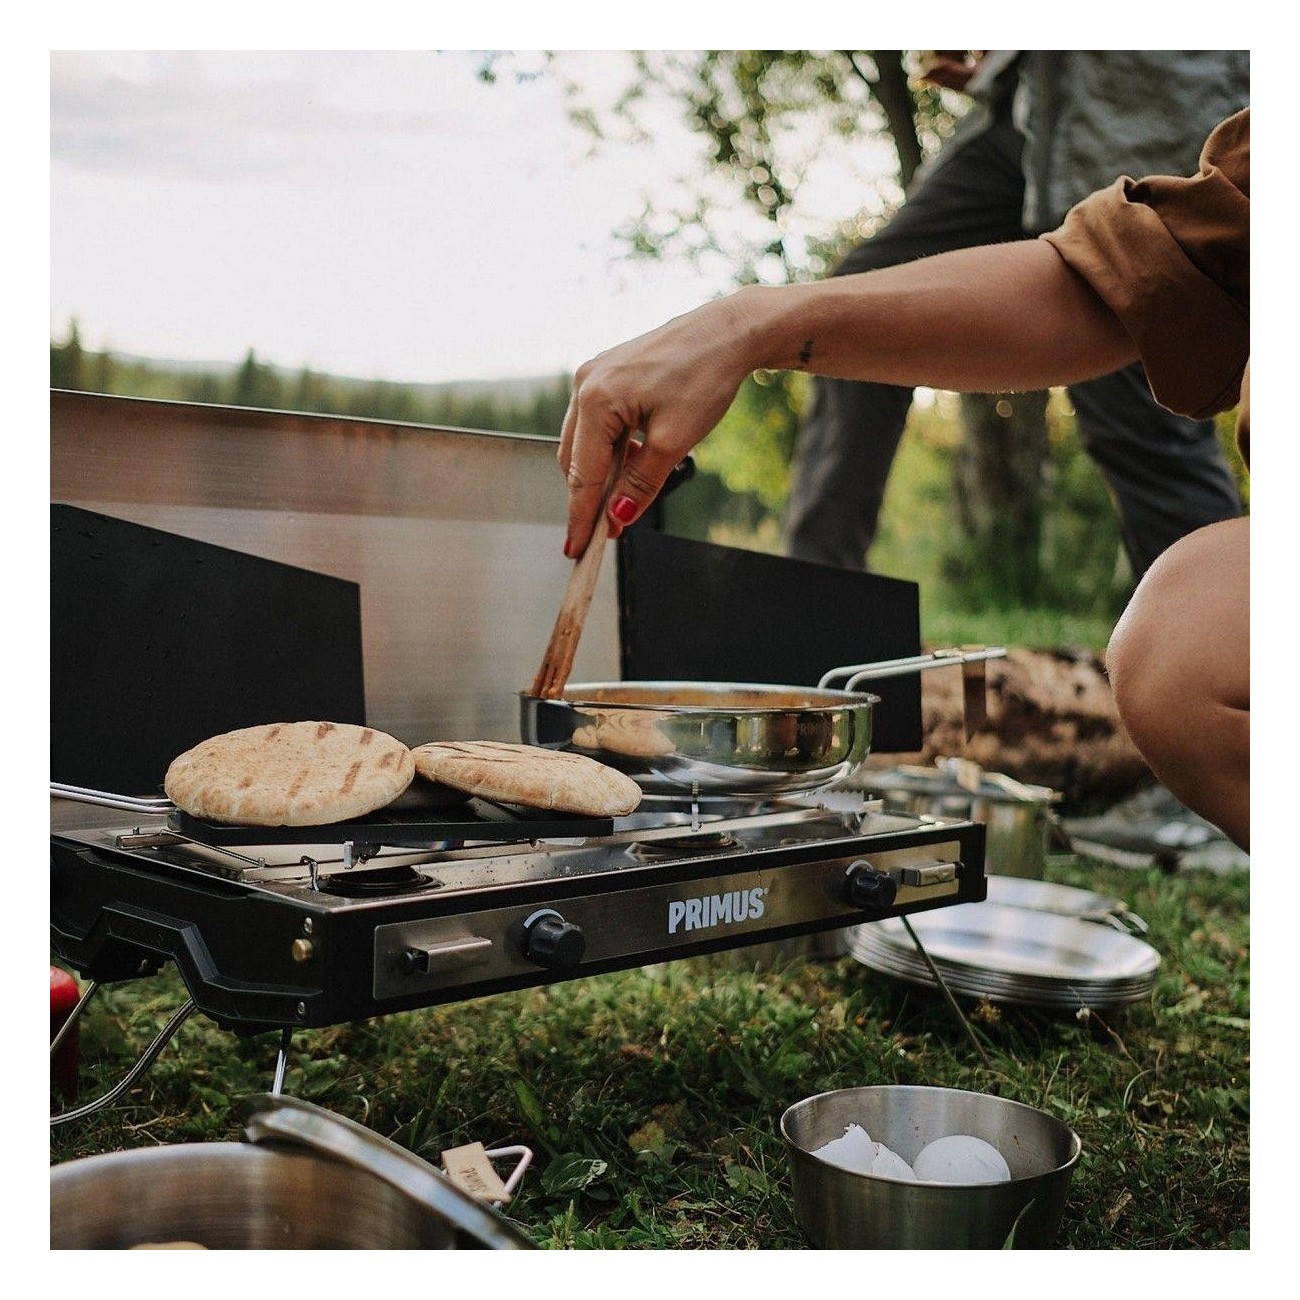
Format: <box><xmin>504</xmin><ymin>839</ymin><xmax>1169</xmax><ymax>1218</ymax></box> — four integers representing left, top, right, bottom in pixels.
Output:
<box><xmin>520</xmin><ymin>647</ymin><xmax>1005</xmax><ymax>798</ymax></box>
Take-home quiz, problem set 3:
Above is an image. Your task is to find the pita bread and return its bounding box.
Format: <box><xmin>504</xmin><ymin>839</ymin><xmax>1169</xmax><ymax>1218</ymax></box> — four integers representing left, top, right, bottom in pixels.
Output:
<box><xmin>411</xmin><ymin>741</ymin><xmax>642</xmax><ymax>816</ymax></box>
<box><xmin>165</xmin><ymin>722</ymin><xmax>415</xmax><ymax>827</ymax></box>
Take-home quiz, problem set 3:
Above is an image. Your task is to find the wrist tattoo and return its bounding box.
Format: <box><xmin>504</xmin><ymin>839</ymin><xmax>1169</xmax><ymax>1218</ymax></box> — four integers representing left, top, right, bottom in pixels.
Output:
<box><xmin>797</xmin><ymin>339</ymin><xmax>814</xmax><ymax>368</ymax></box>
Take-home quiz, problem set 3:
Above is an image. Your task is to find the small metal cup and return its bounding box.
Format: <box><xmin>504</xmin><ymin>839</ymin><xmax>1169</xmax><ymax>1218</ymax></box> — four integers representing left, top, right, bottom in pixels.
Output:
<box><xmin>781</xmin><ymin>1085</ymin><xmax>1080</xmax><ymax>1249</ymax></box>
<box><xmin>864</xmin><ymin>762</ymin><xmax>1060</xmax><ymax>881</ymax></box>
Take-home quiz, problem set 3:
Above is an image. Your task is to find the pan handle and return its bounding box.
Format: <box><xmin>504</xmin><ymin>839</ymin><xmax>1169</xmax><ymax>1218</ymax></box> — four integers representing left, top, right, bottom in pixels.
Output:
<box><xmin>819</xmin><ymin>646</ymin><xmax>1007</xmax><ymax>691</ymax></box>
<box><xmin>49</xmin><ymin>781</ymin><xmax>175</xmax><ymax>813</ymax></box>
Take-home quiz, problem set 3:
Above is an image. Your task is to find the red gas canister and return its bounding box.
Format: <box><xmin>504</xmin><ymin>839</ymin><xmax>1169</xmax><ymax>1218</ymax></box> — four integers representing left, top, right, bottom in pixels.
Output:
<box><xmin>50</xmin><ymin>966</ymin><xmax>81</xmax><ymax>1100</ymax></box>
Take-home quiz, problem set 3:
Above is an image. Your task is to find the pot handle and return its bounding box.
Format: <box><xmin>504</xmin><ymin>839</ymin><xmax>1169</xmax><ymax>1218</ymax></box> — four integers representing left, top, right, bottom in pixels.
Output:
<box><xmin>49</xmin><ymin>781</ymin><xmax>175</xmax><ymax>813</ymax></box>
<box><xmin>818</xmin><ymin>646</ymin><xmax>1007</xmax><ymax>690</ymax></box>
<box><xmin>240</xmin><ymin>1093</ymin><xmax>535</xmax><ymax>1249</ymax></box>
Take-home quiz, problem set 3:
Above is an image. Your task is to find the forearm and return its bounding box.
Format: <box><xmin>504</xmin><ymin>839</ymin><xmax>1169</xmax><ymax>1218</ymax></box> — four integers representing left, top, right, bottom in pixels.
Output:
<box><xmin>558</xmin><ymin>237</ymin><xmax>1139</xmax><ymax>557</ymax></box>
<box><xmin>737</xmin><ymin>240</ymin><xmax>1137</xmax><ymax>392</ymax></box>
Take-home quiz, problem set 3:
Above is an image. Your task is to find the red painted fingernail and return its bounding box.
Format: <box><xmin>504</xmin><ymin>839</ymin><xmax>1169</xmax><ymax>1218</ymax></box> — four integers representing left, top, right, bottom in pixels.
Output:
<box><xmin>610</xmin><ymin>495</ymin><xmax>638</xmax><ymax>524</ymax></box>
<box><xmin>563</xmin><ymin>537</ymin><xmax>575</xmax><ymax>558</ymax></box>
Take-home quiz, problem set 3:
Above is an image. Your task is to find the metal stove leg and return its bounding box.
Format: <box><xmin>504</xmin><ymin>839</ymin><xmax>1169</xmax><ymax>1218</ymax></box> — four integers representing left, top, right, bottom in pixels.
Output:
<box><xmin>271</xmin><ymin>1026</ymin><xmax>294</xmax><ymax>1095</ymax></box>
<box><xmin>50</xmin><ymin>998</ymin><xmax>196</xmax><ymax>1127</ymax></box>
<box><xmin>51</xmin><ymin>979</ymin><xmax>99</xmax><ymax>1059</ymax></box>
<box><xmin>899</xmin><ymin>916</ymin><xmax>992</xmax><ymax>1068</ymax></box>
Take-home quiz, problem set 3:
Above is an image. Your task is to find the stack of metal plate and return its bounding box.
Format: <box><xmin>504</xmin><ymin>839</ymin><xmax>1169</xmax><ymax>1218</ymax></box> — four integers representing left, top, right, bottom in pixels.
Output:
<box><xmin>982</xmin><ymin>875</ymin><xmax>1148</xmax><ymax>935</ymax></box>
<box><xmin>849</xmin><ymin>888</ymin><xmax>1160</xmax><ymax>1010</ymax></box>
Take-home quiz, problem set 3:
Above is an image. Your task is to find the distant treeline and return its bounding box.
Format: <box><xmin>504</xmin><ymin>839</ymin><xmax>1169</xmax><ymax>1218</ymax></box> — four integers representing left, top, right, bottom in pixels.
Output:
<box><xmin>50</xmin><ymin>324</ymin><xmax>572</xmax><ymax>439</ymax></box>
<box><xmin>49</xmin><ymin>322</ymin><xmax>1245</xmax><ymax>648</ymax></box>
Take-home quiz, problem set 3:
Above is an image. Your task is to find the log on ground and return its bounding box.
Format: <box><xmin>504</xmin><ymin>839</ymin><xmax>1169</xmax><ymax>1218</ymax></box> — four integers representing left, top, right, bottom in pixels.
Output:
<box><xmin>859</xmin><ymin>647</ymin><xmax>1150</xmax><ymax>805</ymax></box>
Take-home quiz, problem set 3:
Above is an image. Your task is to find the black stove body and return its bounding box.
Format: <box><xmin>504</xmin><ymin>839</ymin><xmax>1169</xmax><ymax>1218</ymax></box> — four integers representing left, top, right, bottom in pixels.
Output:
<box><xmin>51</xmin><ymin>480</ymin><xmax>980</xmax><ymax>1039</ymax></box>
<box><xmin>51</xmin><ymin>800</ymin><xmax>986</xmax><ymax>1034</ymax></box>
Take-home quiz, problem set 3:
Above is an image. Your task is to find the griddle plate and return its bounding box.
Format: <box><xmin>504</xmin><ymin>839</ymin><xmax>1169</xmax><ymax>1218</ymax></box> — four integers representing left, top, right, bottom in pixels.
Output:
<box><xmin>168</xmin><ymin>781</ymin><xmax>614</xmax><ymax>848</ymax></box>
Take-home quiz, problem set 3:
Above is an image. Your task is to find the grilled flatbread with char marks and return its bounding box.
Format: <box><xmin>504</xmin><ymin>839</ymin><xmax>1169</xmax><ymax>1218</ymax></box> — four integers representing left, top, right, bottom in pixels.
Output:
<box><xmin>411</xmin><ymin>741</ymin><xmax>642</xmax><ymax>816</ymax></box>
<box><xmin>164</xmin><ymin>721</ymin><xmax>415</xmax><ymax>827</ymax></box>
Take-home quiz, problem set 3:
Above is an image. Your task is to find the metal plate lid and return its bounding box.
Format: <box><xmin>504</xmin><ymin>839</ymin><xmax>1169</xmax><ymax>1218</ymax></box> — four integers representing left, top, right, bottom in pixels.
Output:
<box><xmin>240</xmin><ymin>1094</ymin><xmax>534</xmax><ymax>1250</ymax></box>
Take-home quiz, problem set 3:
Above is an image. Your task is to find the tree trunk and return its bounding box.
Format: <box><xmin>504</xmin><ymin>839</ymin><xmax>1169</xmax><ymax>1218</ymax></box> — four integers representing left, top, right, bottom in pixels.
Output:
<box><xmin>855</xmin><ymin>51</ymin><xmax>924</xmax><ymax>188</ymax></box>
<box><xmin>950</xmin><ymin>391</ymin><xmax>1051</xmax><ymax>605</ymax></box>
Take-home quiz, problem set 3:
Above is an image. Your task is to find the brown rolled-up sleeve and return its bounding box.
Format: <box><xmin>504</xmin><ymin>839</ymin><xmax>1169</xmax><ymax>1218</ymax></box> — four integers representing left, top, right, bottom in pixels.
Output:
<box><xmin>1041</xmin><ymin>108</ymin><xmax>1249</xmax><ymax>420</ymax></box>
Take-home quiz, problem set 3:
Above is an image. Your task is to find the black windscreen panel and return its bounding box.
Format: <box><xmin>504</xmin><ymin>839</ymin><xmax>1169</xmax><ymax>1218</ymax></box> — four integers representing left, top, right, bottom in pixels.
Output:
<box><xmin>616</xmin><ymin>529</ymin><xmax>923</xmax><ymax>753</ymax></box>
<box><xmin>51</xmin><ymin>505</ymin><xmax>366</xmax><ymax>795</ymax></box>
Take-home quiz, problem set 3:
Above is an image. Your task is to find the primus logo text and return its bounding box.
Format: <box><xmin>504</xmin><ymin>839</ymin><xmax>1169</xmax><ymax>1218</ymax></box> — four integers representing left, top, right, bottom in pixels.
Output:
<box><xmin>667</xmin><ymin>886</ymin><xmax>767</xmax><ymax>935</ymax></box>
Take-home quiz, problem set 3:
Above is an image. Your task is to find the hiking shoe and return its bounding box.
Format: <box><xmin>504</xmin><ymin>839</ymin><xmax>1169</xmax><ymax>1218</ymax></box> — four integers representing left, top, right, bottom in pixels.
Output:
<box><xmin>1063</xmin><ymin>783</ymin><xmax>1248</xmax><ymax>873</ymax></box>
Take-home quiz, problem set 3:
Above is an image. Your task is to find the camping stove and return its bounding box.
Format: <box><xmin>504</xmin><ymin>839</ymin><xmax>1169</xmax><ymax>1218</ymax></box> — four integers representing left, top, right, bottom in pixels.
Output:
<box><xmin>50</xmin><ymin>793</ymin><xmax>985</xmax><ymax>1033</ymax></box>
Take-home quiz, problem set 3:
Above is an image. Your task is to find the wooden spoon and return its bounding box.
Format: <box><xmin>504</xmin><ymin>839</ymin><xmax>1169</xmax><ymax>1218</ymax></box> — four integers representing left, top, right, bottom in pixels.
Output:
<box><xmin>531</xmin><ymin>433</ymin><xmax>631</xmax><ymax>699</ymax></box>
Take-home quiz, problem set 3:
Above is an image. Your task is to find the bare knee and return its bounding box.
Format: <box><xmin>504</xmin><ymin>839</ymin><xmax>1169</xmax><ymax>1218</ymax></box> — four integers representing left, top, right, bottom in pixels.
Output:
<box><xmin>1106</xmin><ymin>518</ymin><xmax>1249</xmax><ymax>722</ymax></box>
<box><xmin>1104</xmin><ymin>519</ymin><xmax>1249</xmax><ymax>844</ymax></box>
<box><xmin>1107</xmin><ymin>602</ymin><xmax>1186</xmax><ymax>774</ymax></box>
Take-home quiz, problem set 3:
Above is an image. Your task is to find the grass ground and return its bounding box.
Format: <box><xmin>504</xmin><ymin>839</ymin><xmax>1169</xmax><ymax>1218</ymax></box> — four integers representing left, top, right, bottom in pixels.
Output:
<box><xmin>51</xmin><ymin>853</ymin><xmax>1248</xmax><ymax>1250</ymax></box>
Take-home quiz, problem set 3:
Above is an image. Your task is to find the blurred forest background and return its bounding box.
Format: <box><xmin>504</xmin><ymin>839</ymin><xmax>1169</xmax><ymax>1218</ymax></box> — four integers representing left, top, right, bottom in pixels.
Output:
<box><xmin>50</xmin><ymin>51</ymin><xmax>1247</xmax><ymax>651</ymax></box>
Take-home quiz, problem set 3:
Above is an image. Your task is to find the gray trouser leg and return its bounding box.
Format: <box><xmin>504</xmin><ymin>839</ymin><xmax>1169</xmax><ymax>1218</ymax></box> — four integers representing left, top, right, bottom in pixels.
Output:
<box><xmin>1066</xmin><ymin>364</ymin><xmax>1243</xmax><ymax>579</ymax></box>
<box><xmin>784</xmin><ymin>368</ymin><xmax>914</xmax><ymax>568</ymax></box>
<box><xmin>785</xmin><ymin>114</ymin><xmax>1027</xmax><ymax>569</ymax></box>
<box><xmin>784</xmin><ymin>109</ymin><xmax>1245</xmax><ymax>577</ymax></box>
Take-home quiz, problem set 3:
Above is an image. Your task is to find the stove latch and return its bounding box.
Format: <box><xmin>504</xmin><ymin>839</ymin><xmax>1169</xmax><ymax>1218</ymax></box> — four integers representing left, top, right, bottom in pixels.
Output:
<box><xmin>899</xmin><ymin>861</ymin><xmax>959</xmax><ymax>887</ymax></box>
<box><xmin>400</xmin><ymin>935</ymin><xmax>493</xmax><ymax>976</ymax></box>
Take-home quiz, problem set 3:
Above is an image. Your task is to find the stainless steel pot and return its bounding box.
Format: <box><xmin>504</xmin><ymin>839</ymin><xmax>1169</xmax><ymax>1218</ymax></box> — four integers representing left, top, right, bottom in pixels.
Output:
<box><xmin>523</xmin><ymin>680</ymin><xmax>877</xmax><ymax>797</ymax></box>
<box><xmin>781</xmin><ymin>1085</ymin><xmax>1081</xmax><ymax>1249</ymax></box>
<box><xmin>49</xmin><ymin>1094</ymin><xmax>534</xmax><ymax>1250</ymax></box>
<box><xmin>520</xmin><ymin>649</ymin><xmax>1005</xmax><ymax>798</ymax></box>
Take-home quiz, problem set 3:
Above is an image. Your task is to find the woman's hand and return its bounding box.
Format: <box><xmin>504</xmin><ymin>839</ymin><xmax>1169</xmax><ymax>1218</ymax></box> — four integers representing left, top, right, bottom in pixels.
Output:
<box><xmin>558</xmin><ymin>291</ymin><xmax>763</xmax><ymax>558</ymax></box>
<box><xmin>556</xmin><ymin>240</ymin><xmax>1137</xmax><ymax>557</ymax></box>
<box><xmin>915</xmin><ymin>51</ymin><xmax>984</xmax><ymax>94</ymax></box>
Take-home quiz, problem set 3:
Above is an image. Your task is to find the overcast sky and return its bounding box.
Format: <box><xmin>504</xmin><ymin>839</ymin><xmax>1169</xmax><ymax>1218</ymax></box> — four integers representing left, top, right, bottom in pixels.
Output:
<box><xmin>50</xmin><ymin>50</ymin><xmax>895</xmax><ymax>385</ymax></box>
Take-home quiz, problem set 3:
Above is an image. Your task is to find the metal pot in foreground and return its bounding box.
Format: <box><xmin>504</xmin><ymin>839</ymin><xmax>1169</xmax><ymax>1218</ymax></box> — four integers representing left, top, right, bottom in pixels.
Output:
<box><xmin>49</xmin><ymin>1094</ymin><xmax>534</xmax><ymax>1250</ymax></box>
<box><xmin>780</xmin><ymin>1085</ymin><xmax>1080</xmax><ymax>1249</ymax></box>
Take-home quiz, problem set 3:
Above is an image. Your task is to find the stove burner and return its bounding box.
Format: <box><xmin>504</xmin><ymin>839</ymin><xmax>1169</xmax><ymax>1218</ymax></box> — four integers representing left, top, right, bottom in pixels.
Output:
<box><xmin>317</xmin><ymin>865</ymin><xmax>436</xmax><ymax>896</ymax></box>
<box><xmin>632</xmin><ymin>830</ymin><xmax>740</xmax><ymax>858</ymax></box>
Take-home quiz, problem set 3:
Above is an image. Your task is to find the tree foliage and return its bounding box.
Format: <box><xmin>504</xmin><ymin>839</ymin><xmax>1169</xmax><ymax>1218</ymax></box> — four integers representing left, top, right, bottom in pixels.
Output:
<box><xmin>552</xmin><ymin>50</ymin><xmax>961</xmax><ymax>285</ymax></box>
<box><xmin>698</xmin><ymin>369</ymin><xmax>808</xmax><ymax>511</ymax></box>
<box><xmin>49</xmin><ymin>319</ymin><xmax>84</xmax><ymax>391</ymax></box>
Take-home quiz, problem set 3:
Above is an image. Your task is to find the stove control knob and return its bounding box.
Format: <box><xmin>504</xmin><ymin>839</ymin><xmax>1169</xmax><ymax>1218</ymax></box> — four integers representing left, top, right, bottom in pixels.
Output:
<box><xmin>845</xmin><ymin>861</ymin><xmax>897</xmax><ymax>911</ymax></box>
<box><xmin>524</xmin><ymin>911</ymin><xmax>586</xmax><ymax>969</ymax></box>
